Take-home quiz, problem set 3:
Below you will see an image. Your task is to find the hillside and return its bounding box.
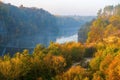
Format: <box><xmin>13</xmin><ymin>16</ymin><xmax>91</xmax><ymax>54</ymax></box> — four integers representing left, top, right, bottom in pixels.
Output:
<box><xmin>0</xmin><ymin>2</ymin><xmax>59</xmax><ymax>48</ymax></box>
<box><xmin>0</xmin><ymin>2</ymin><xmax>95</xmax><ymax>54</ymax></box>
<box><xmin>0</xmin><ymin>3</ymin><xmax>95</xmax><ymax>47</ymax></box>
<box><xmin>56</xmin><ymin>16</ymin><xmax>95</xmax><ymax>37</ymax></box>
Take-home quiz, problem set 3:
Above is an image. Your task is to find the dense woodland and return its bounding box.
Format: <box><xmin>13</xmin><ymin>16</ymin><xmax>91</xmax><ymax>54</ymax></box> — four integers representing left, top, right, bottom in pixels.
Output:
<box><xmin>0</xmin><ymin>2</ymin><xmax>120</xmax><ymax>80</ymax></box>
<box><xmin>0</xmin><ymin>2</ymin><xmax>58</xmax><ymax>47</ymax></box>
<box><xmin>0</xmin><ymin>2</ymin><xmax>93</xmax><ymax>49</ymax></box>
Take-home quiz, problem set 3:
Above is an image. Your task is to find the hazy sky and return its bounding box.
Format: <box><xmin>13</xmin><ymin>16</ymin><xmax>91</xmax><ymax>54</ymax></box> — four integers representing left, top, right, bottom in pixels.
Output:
<box><xmin>3</xmin><ymin>0</ymin><xmax>120</xmax><ymax>16</ymax></box>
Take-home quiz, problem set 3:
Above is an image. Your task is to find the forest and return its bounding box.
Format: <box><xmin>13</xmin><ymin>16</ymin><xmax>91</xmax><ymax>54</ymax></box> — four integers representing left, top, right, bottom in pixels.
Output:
<box><xmin>0</xmin><ymin>2</ymin><xmax>95</xmax><ymax>55</ymax></box>
<box><xmin>0</xmin><ymin>2</ymin><xmax>58</xmax><ymax>47</ymax></box>
<box><xmin>0</xmin><ymin>1</ymin><xmax>120</xmax><ymax>80</ymax></box>
<box><xmin>0</xmin><ymin>2</ymin><xmax>93</xmax><ymax>49</ymax></box>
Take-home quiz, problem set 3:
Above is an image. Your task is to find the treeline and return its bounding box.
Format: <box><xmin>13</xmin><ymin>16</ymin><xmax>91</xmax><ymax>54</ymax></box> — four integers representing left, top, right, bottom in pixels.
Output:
<box><xmin>0</xmin><ymin>42</ymin><xmax>93</xmax><ymax>80</ymax></box>
<box><xmin>87</xmin><ymin>4</ymin><xmax>120</xmax><ymax>44</ymax></box>
<box><xmin>1</xmin><ymin>41</ymin><xmax>120</xmax><ymax>80</ymax></box>
<box><xmin>98</xmin><ymin>4</ymin><xmax>120</xmax><ymax>17</ymax></box>
<box><xmin>78</xmin><ymin>4</ymin><xmax>120</xmax><ymax>43</ymax></box>
<box><xmin>77</xmin><ymin>4</ymin><xmax>120</xmax><ymax>80</ymax></box>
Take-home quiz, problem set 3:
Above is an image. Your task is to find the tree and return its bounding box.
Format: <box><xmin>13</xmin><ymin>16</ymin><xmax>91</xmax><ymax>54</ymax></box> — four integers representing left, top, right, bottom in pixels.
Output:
<box><xmin>97</xmin><ymin>9</ymin><xmax>102</xmax><ymax>17</ymax></box>
<box><xmin>92</xmin><ymin>71</ymin><xmax>104</xmax><ymax>80</ymax></box>
<box><xmin>107</xmin><ymin>54</ymin><xmax>120</xmax><ymax>80</ymax></box>
<box><xmin>54</xmin><ymin>66</ymin><xmax>88</xmax><ymax>80</ymax></box>
<box><xmin>114</xmin><ymin>4</ymin><xmax>120</xmax><ymax>15</ymax></box>
<box><xmin>87</xmin><ymin>18</ymin><xmax>108</xmax><ymax>43</ymax></box>
<box><xmin>41</xmin><ymin>53</ymin><xmax>66</xmax><ymax>79</ymax></box>
<box><xmin>103</xmin><ymin>6</ymin><xmax>114</xmax><ymax>16</ymax></box>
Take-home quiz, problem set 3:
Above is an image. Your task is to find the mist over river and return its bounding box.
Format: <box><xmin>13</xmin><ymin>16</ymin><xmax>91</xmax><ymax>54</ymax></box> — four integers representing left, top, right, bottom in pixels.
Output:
<box><xmin>56</xmin><ymin>34</ymin><xmax>78</xmax><ymax>44</ymax></box>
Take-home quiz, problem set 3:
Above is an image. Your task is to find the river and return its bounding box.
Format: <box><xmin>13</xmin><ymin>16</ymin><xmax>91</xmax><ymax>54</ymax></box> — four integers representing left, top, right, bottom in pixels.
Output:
<box><xmin>56</xmin><ymin>34</ymin><xmax>78</xmax><ymax>43</ymax></box>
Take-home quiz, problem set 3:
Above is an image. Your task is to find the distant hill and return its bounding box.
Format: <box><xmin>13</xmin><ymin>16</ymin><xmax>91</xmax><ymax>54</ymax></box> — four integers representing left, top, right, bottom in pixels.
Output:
<box><xmin>0</xmin><ymin>2</ymin><xmax>59</xmax><ymax>48</ymax></box>
<box><xmin>56</xmin><ymin>16</ymin><xmax>95</xmax><ymax>37</ymax></box>
<box><xmin>0</xmin><ymin>2</ymin><xmax>95</xmax><ymax>54</ymax></box>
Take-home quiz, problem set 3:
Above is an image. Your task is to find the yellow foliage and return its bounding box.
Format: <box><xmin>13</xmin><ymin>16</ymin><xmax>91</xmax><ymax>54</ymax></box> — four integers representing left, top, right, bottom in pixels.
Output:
<box><xmin>100</xmin><ymin>54</ymin><xmax>113</xmax><ymax>74</ymax></box>
<box><xmin>54</xmin><ymin>66</ymin><xmax>88</xmax><ymax>80</ymax></box>
<box><xmin>43</xmin><ymin>53</ymin><xmax>66</xmax><ymax>73</ymax></box>
<box><xmin>92</xmin><ymin>71</ymin><xmax>104</xmax><ymax>80</ymax></box>
<box><xmin>107</xmin><ymin>53</ymin><xmax>120</xmax><ymax>80</ymax></box>
<box><xmin>109</xmin><ymin>15</ymin><xmax>120</xmax><ymax>23</ymax></box>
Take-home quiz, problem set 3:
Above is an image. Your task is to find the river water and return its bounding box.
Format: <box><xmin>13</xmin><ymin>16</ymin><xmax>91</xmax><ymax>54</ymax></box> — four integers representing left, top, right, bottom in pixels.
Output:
<box><xmin>56</xmin><ymin>34</ymin><xmax>78</xmax><ymax>44</ymax></box>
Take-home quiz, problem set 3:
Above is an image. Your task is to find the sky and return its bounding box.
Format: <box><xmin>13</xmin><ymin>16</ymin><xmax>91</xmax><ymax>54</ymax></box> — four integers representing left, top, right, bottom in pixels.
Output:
<box><xmin>2</xmin><ymin>0</ymin><xmax>120</xmax><ymax>16</ymax></box>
